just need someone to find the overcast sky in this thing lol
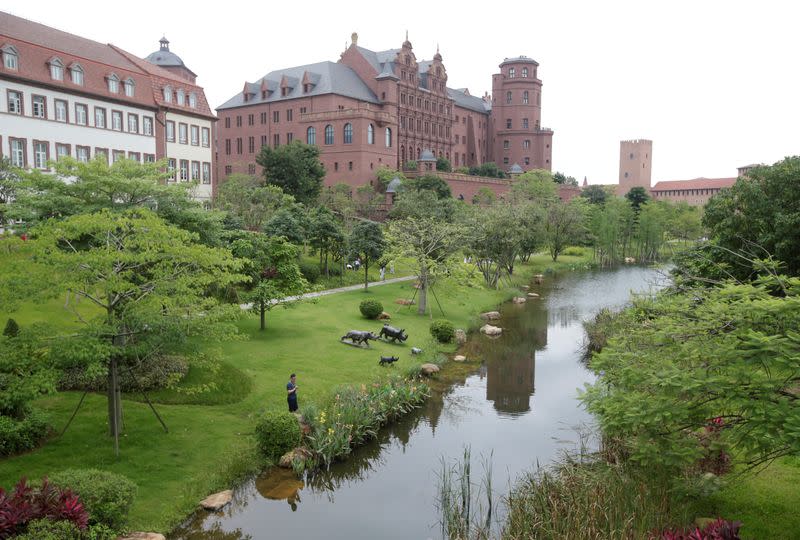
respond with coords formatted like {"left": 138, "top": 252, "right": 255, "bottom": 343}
{"left": 7, "top": 1, "right": 798, "bottom": 184}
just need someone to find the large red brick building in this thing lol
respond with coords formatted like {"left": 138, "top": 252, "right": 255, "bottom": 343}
{"left": 216, "top": 33, "right": 553, "bottom": 190}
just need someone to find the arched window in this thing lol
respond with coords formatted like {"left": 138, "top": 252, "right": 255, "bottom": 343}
{"left": 176, "top": 90, "right": 185, "bottom": 105}
{"left": 508, "top": 67, "right": 515, "bottom": 78}
{"left": 522, "top": 67, "right": 528, "bottom": 78}
{"left": 124, "top": 78, "right": 135, "bottom": 97}
{"left": 523, "top": 91, "right": 529, "bottom": 104}
{"left": 367, "top": 123, "right": 374, "bottom": 144}
{"left": 324, "top": 124, "right": 334, "bottom": 145}
{"left": 107, "top": 73, "right": 120, "bottom": 93}
{"left": 307, "top": 126, "right": 316, "bottom": 145}
{"left": 401, "top": 146, "right": 406, "bottom": 164}
{"left": 163, "top": 86, "right": 172, "bottom": 102}
{"left": 506, "top": 91, "right": 512, "bottom": 104}
{"left": 417, "top": 147, "right": 421, "bottom": 159}
{"left": 385, "top": 127, "right": 392, "bottom": 147}
{"left": 343, "top": 123, "right": 353, "bottom": 144}
{"left": 49, "top": 57, "right": 64, "bottom": 81}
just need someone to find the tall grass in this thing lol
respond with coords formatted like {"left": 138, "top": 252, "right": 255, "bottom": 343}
{"left": 437, "top": 446, "right": 495, "bottom": 540}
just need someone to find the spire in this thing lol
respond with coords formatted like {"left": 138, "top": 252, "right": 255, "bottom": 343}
{"left": 403, "top": 30, "right": 412, "bottom": 49}
{"left": 159, "top": 36, "right": 169, "bottom": 51}
{"left": 406, "top": 30, "right": 408, "bottom": 41}
{"left": 351, "top": 32, "right": 358, "bottom": 46}
{"left": 434, "top": 43, "right": 442, "bottom": 61}
{"left": 583, "top": 176, "right": 588, "bottom": 187}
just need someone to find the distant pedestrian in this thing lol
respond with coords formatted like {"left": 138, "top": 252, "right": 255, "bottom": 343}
{"left": 380, "top": 265, "right": 386, "bottom": 281}
{"left": 389, "top": 263, "right": 395, "bottom": 274}
{"left": 287, "top": 373, "right": 298, "bottom": 412}
{"left": 354, "top": 258, "right": 361, "bottom": 271}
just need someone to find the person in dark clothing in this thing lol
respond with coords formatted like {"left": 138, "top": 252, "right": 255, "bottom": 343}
{"left": 287, "top": 373, "right": 298, "bottom": 412}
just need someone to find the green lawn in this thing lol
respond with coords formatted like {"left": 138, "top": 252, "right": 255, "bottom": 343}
{"left": 0, "top": 251, "right": 588, "bottom": 533}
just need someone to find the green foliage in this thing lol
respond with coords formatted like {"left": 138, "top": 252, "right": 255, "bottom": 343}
{"left": 404, "top": 160, "right": 417, "bottom": 170}
{"left": 390, "top": 189, "right": 459, "bottom": 222}
{"left": 510, "top": 169, "right": 558, "bottom": 203}
{"left": 0, "top": 408, "right": 49, "bottom": 456}
{"left": 3, "top": 317, "right": 19, "bottom": 337}
{"left": 588, "top": 197, "right": 636, "bottom": 266}
{"left": 263, "top": 207, "right": 307, "bottom": 244}
{"left": 375, "top": 167, "right": 406, "bottom": 190}
{"left": 429, "top": 319, "right": 455, "bottom": 343}
{"left": 255, "top": 411, "right": 302, "bottom": 461}
{"left": 624, "top": 186, "right": 650, "bottom": 211}
{"left": 308, "top": 206, "right": 346, "bottom": 277}
{"left": 454, "top": 166, "right": 469, "bottom": 174}
{"left": 581, "top": 184, "right": 612, "bottom": 205}
{"left": 407, "top": 174, "right": 452, "bottom": 199}
{"left": 471, "top": 187, "right": 496, "bottom": 206}
{"left": 545, "top": 198, "right": 588, "bottom": 261}
{"left": 0, "top": 326, "right": 58, "bottom": 418}
{"left": 703, "top": 156, "right": 800, "bottom": 277}
{"left": 256, "top": 140, "right": 326, "bottom": 205}
{"left": 469, "top": 162, "right": 506, "bottom": 179}
{"left": 299, "top": 261, "right": 321, "bottom": 283}
{"left": 436, "top": 156, "right": 452, "bottom": 172}
{"left": 13, "top": 518, "right": 84, "bottom": 540}
{"left": 0, "top": 157, "right": 21, "bottom": 224}
{"left": 50, "top": 469, "right": 137, "bottom": 530}
{"left": 58, "top": 355, "right": 188, "bottom": 393}
{"left": 359, "top": 299, "right": 384, "bottom": 319}
{"left": 553, "top": 171, "right": 578, "bottom": 186}
{"left": 214, "top": 174, "right": 296, "bottom": 232}
{"left": 348, "top": 221, "right": 385, "bottom": 289}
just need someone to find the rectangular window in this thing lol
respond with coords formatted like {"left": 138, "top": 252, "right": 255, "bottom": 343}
{"left": 506, "top": 119, "right": 512, "bottom": 129}
{"left": 50, "top": 63, "right": 63, "bottom": 81}
{"left": 522, "top": 118, "right": 529, "bottom": 129}
{"left": 300, "top": 107, "right": 307, "bottom": 114}
{"left": 191, "top": 125, "right": 199, "bottom": 146}
{"left": 260, "top": 112, "right": 267, "bottom": 124}
{"left": 287, "top": 132, "right": 293, "bottom": 143}
{"left": 273, "top": 110, "right": 279, "bottom": 123}
{"left": 111, "top": 111, "right": 122, "bottom": 131}
{"left": 143, "top": 116, "right": 153, "bottom": 136}
{"left": 236, "top": 138, "right": 242, "bottom": 154}
{"left": 128, "top": 114, "right": 139, "bottom": 134}
{"left": 225, "top": 139, "right": 231, "bottom": 155}
{"left": 55, "top": 143, "right": 70, "bottom": 160}
{"left": 261, "top": 135, "right": 267, "bottom": 147}
{"left": 248, "top": 114, "right": 254, "bottom": 126}
{"left": 32, "top": 95, "right": 46, "bottom": 118}
{"left": 94, "top": 107, "right": 106, "bottom": 128}
{"left": 128, "top": 151, "right": 141, "bottom": 162}
{"left": 178, "top": 123, "right": 188, "bottom": 144}
{"left": 201, "top": 127, "right": 210, "bottom": 147}
{"left": 503, "top": 140, "right": 510, "bottom": 149}
{"left": 76, "top": 145, "right": 90, "bottom": 163}
{"left": 95, "top": 148, "right": 108, "bottom": 164}
{"left": 144, "top": 153, "right": 155, "bottom": 163}
{"left": 7, "top": 90, "right": 22, "bottom": 114}
{"left": 55, "top": 99, "right": 68, "bottom": 122}
{"left": 166, "top": 121, "right": 175, "bottom": 142}
{"left": 112, "top": 150, "right": 125, "bottom": 163}
{"left": 273, "top": 133, "right": 280, "bottom": 148}
{"left": 348, "top": 161, "right": 353, "bottom": 171}
{"left": 503, "top": 157, "right": 509, "bottom": 165}
{"left": 202, "top": 162, "right": 211, "bottom": 184}
{"left": 225, "top": 117, "right": 230, "bottom": 128}
{"left": 248, "top": 164, "right": 256, "bottom": 175}
{"left": 249, "top": 136, "right": 255, "bottom": 153}
{"left": 225, "top": 165, "right": 232, "bottom": 175}
{"left": 236, "top": 115, "right": 242, "bottom": 127}
{"left": 191, "top": 160, "right": 200, "bottom": 181}
{"left": 286, "top": 109, "right": 293, "bottom": 122}
{"left": 179, "top": 159, "right": 189, "bottom": 181}
{"left": 9, "top": 138, "right": 26, "bottom": 167}
{"left": 167, "top": 158, "right": 176, "bottom": 181}
{"left": 4, "top": 51, "right": 18, "bottom": 70}
{"left": 334, "top": 162, "right": 338, "bottom": 172}
{"left": 71, "top": 68, "right": 83, "bottom": 85}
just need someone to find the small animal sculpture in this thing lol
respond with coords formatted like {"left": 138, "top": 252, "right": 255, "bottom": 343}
{"left": 379, "top": 355, "right": 399, "bottom": 366}
{"left": 379, "top": 324, "right": 408, "bottom": 343}
{"left": 411, "top": 347, "right": 423, "bottom": 355}
{"left": 341, "top": 330, "right": 379, "bottom": 347}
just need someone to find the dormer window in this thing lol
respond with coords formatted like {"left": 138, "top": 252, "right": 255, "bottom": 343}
{"left": 188, "top": 92, "right": 197, "bottom": 108}
{"left": 124, "top": 78, "right": 135, "bottom": 97}
{"left": 49, "top": 57, "right": 64, "bottom": 81}
{"left": 70, "top": 63, "right": 83, "bottom": 85}
{"left": 107, "top": 73, "right": 119, "bottom": 93}
{"left": 2, "top": 45, "right": 18, "bottom": 70}
{"left": 163, "top": 86, "right": 172, "bottom": 102}
{"left": 176, "top": 90, "right": 185, "bottom": 105}
{"left": 281, "top": 87, "right": 289, "bottom": 97}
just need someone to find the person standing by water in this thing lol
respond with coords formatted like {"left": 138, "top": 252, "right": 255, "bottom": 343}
{"left": 287, "top": 373, "right": 298, "bottom": 412}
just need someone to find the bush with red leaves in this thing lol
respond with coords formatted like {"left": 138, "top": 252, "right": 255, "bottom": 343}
{"left": 659, "top": 518, "right": 742, "bottom": 540}
{"left": 0, "top": 477, "right": 88, "bottom": 538}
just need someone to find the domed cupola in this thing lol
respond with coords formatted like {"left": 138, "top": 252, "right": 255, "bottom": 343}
{"left": 145, "top": 37, "right": 197, "bottom": 83}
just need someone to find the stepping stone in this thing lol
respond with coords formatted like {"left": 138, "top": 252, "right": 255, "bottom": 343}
{"left": 480, "top": 311, "right": 501, "bottom": 321}
{"left": 200, "top": 490, "right": 233, "bottom": 511}
{"left": 480, "top": 324, "right": 503, "bottom": 336}
{"left": 527, "top": 292, "right": 540, "bottom": 298}
{"left": 420, "top": 363, "right": 440, "bottom": 375}
{"left": 453, "top": 355, "right": 466, "bottom": 362}
{"left": 455, "top": 329, "right": 467, "bottom": 345}
{"left": 119, "top": 534, "right": 166, "bottom": 540}
{"left": 512, "top": 297, "right": 527, "bottom": 304}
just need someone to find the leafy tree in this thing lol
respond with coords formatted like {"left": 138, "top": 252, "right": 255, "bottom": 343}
{"left": 634, "top": 201, "right": 668, "bottom": 262}
{"left": 624, "top": 186, "right": 650, "bottom": 212}
{"left": 667, "top": 202, "right": 703, "bottom": 243}
{"left": 471, "top": 187, "right": 496, "bottom": 206}
{"left": 8, "top": 157, "right": 225, "bottom": 245}
{"left": 348, "top": 221, "right": 384, "bottom": 289}
{"left": 355, "top": 185, "right": 384, "bottom": 220}
{"left": 509, "top": 169, "right": 558, "bottom": 203}
{"left": 374, "top": 167, "right": 406, "bottom": 191}
{"left": 469, "top": 162, "right": 505, "bottom": 179}
{"left": 589, "top": 197, "right": 635, "bottom": 265}
{"left": 465, "top": 203, "right": 529, "bottom": 287}
{"left": 407, "top": 174, "right": 452, "bottom": 199}
{"left": 553, "top": 171, "right": 578, "bottom": 186}
{"left": 544, "top": 198, "right": 588, "bottom": 261}
{"left": 263, "top": 208, "right": 307, "bottom": 245}
{"left": 0, "top": 157, "right": 21, "bottom": 225}
{"left": 703, "top": 157, "right": 800, "bottom": 277}
{"left": 214, "top": 174, "right": 296, "bottom": 231}
{"left": 319, "top": 183, "right": 358, "bottom": 229}
{"left": 0, "top": 325, "right": 58, "bottom": 419}
{"left": 436, "top": 156, "right": 452, "bottom": 172}
{"left": 31, "top": 208, "right": 246, "bottom": 453}
{"left": 580, "top": 184, "right": 611, "bottom": 205}
{"left": 390, "top": 188, "right": 459, "bottom": 222}
{"left": 308, "top": 207, "right": 345, "bottom": 277}
{"left": 256, "top": 140, "right": 326, "bottom": 205}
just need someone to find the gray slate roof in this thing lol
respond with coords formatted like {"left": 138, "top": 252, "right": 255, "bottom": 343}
{"left": 447, "top": 87, "right": 491, "bottom": 114}
{"left": 356, "top": 46, "right": 400, "bottom": 73}
{"left": 500, "top": 56, "right": 539, "bottom": 66}
{"left": 419, "top": 149, "right": 436, "bottom": 162}
{"left": 386, "top": 177, "right": 403, "bottom": 193}
{"left": 509, "top": 163, "right": 524, "bottom": 174}
{"left": 217, "top": 61, "right": 380, "bottom": 110}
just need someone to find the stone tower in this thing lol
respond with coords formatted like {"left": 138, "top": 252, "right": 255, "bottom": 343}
{"left": 618, "top": 139, "right": 652, "bottom": 192}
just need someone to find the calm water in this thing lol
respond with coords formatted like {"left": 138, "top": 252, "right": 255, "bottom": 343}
{"left": 173, "top": 266, "right": 669, "bottom": 540}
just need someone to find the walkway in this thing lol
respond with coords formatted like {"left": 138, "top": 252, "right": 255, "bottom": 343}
{"left": 239, "top": 275, "right": 417, "bottom": 310}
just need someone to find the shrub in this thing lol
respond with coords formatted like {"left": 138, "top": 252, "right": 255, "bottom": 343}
{"left": 430, "top": 319, "right": 455, "bottom": 343}
{"left": 404, "top": 160, "right": 417, "bottom": 170}
{"left": 14, "top": 518, "right": 82, "bottom": 540}
{"left": 454, "top": 166, "right": 470, "bottom": 174}
{"left": 0, "top": 477, "right": 89, "bottom": 537}
{"left": 359, "top": 299, "right": 384, "bottom": 319}
{"left": 3, "top": 318, "right": 19, "bottom": 338}
{"left": 660, "top": 518, "right": 742, "bottom": 539}
{"left": 255, "top": 411, "right": 301, "bottom": 462}
{"left": 299, "top": 261, "right": 321, "bottom": 283}
{"left": 59, "top": 355, "right": 188, "bottom": 393}
{"left": 562, "top": 246, "right": 586, "bottom": 256}
{"left": 49, "top": 469, "right": 137, "bottom": 530}
{"left": 0, "top": 409, "right": 49, "bottom": 457}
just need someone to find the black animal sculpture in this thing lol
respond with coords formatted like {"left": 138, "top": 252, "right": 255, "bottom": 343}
{"left": 379, "top": 324, "right": 408, "bottom": 343}
{"left": 341, "top": 330, "right": 379, "bottom": 347}
{"left": 379, "top": 356, "right": 399, "bottom": 366}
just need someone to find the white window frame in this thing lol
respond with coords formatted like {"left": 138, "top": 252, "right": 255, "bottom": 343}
{"left": 202, "top": 162, "right": 211, "bottom": 184}
{"left": 111, "top": 111, "right": 122, "bottom": 131}
{"left": 128, "top": 114, "right": 139, "bottom": 134}
{"left": 70, "top": 64, "right": 84, "bottom": 85}
{"left": 163, "top": 86, "right": 172, "bottom": 103}
{"left": 76, "top": 146, "right": 89, "bottom": 163}
{"left": 33, "top": 141, "right": 48, "bottom": 169}
{"left": 201, "top": 127, "right": 210, "bottom": 147}
{"left": 143, "top": 116, "right": 153, "bottom": 136}
{"left": 7, "top": 90, "right": 22, "bottom": 114}
{"left": 32, "top": 95, "right": 46, "bottom": 118}
{"left": 95, "top": 107, "right": 106, "bottom": 128}
{"left": 176, "top": 90, "right": 185, "bottom": 106}
{"left": 2, "top": 45, "right": 18, "bottom": 70}
{"left": 191, "top": 161, "right": 200, "bottom": 181}
{"left": 188, "top": 93, "right": 197, "bottom": 108}
{"left": 75, "top": 104, "right": 88, "bottom": 125}
{"left": 107, "top": 74, "right": 119, "bottom": 93}
{"left": 55, "top": 99, "right": 67, "bottom": 122}
{"left": 49, "top": 57, "right": 64, "bottom": 81}
{"left": 179, "top": 159, "right": 189, "bottom": 181}
{"left": 124, "top": 78, "right": 135, "bottom": 97}
{"left": 190, "top": 125, "right": 199, "bottom": 146}
{"left": 10, "top": 139, "right": 25, "bottom": 167}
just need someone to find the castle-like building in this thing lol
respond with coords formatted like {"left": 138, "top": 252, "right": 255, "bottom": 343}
{"left": 216, "top": 33, "right": 553, "bottom": 188}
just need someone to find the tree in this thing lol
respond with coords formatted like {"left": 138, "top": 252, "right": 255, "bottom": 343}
{"left": 465, "top": 203, "right": 528, "bottom": 288}
{"left": 589, "top": 197, "right": 635, "bottom": 265}
{"left": 667, "top": 202, "right": 703, "bottom": 243}
{"left": 386, "top": 217, "right": 465, "bottom": 316}
{"left": 0, "top": 157, "right": 21, "bottom": 226}
{"left": 348, "top": 221, "right": 384, "bottom": 289}
{"left": 256, "top": 140, "right": 326, "bottom": 205}
{"left": 436, "top": 156, "right": 452, "bottom": 172}
{"left": 509, "top": 169, "right": 558, "bottom": 203}
{"left": 544, "top": 198, "right": 587, "bottom": 261}
{"left": 8, "top": 157, "right": 225, "bottom": 245}
{"left": 581, "top": 184, "right": 611, "bottom": 205}
{"left": 214, "top": 174, "right": 296, "bottom": 231}
{"left": 407, "top": 174, "right": 452, "bottom": 199}
{"left": 390, "top": 188, "right": 459, "bottom": 222}
{"left": 230, "top": 234, "right": 307, "bottom": 330}
{"left": 374, "top": 167, "right": 406, "bottom": 191}
{"left": 308, "top": 207, "right": 345, "bottom": 277}
{"left": 553, "top": 171, "right": 578, "bottom": 186}
{"left": 355, "top": 185, "right": 384, "bottom": 220}
{"left": 319, "top": 183, "right": 358, "bottom": 229}
{"left": 263, "top": 208, "right": 307, "bottom": 245}
{"left": 471, "top": 187, "right": 496, "bottom": 206}
{"left": 624, "top": 186, "right": 650, "bottom": 212}
{"left": 32, "top": 209, "right": 246, "bottom": 454}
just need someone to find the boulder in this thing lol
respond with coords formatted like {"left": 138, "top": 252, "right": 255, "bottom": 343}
{"left": 420, "top": 363, "right": 440, "bottom": 375}
{"left": 480, "top": 324, "right": 503, "bottom": 336}
{"left": 512, "top": 297, "right": 527, "bottom": 304}
{"left": 534, "top": 274, "right": 544, "bottom": 284}
{"left": 453, "top": 355, "right": 467, "bottom": 362}
{"left": 455, "top": 329, "right": 467, "bottom": 345}
{"left": 527, "top": 292, "right": 540, "bottom": 298}
{"left": 279, "top": 447, "right": 312, "bottom": 468}
{"left": 200, "top": 490, "right": 233, "bottom": 511}
{"left": 395, "top": 298, "right": 415, "bottom": 305}
{"left": 624, "top": 257, "right": 636, "bottom": 264}
{"left": 521, "top": 285, "right": 530, "bottom": 290}
{"left": 480, "top": 311, "right": 501, "bottom": 321}
{"left": 119, "top": 534, "right": 166, "bottom": 540}
{"left": 377, "top": 311, "right": 391, "bottom": 320}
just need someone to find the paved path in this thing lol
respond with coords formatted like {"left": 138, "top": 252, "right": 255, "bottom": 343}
{"left": 239, "top": 275, "right": 417, "bottom": 310}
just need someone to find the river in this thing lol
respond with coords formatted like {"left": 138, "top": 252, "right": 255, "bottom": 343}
{"left": 173, "top": 265, "right": 670, "bottom": 540}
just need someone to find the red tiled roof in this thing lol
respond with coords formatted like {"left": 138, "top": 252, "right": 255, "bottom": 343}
{"left": 651, "top": 177, "right": 737, "bottom": 191}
